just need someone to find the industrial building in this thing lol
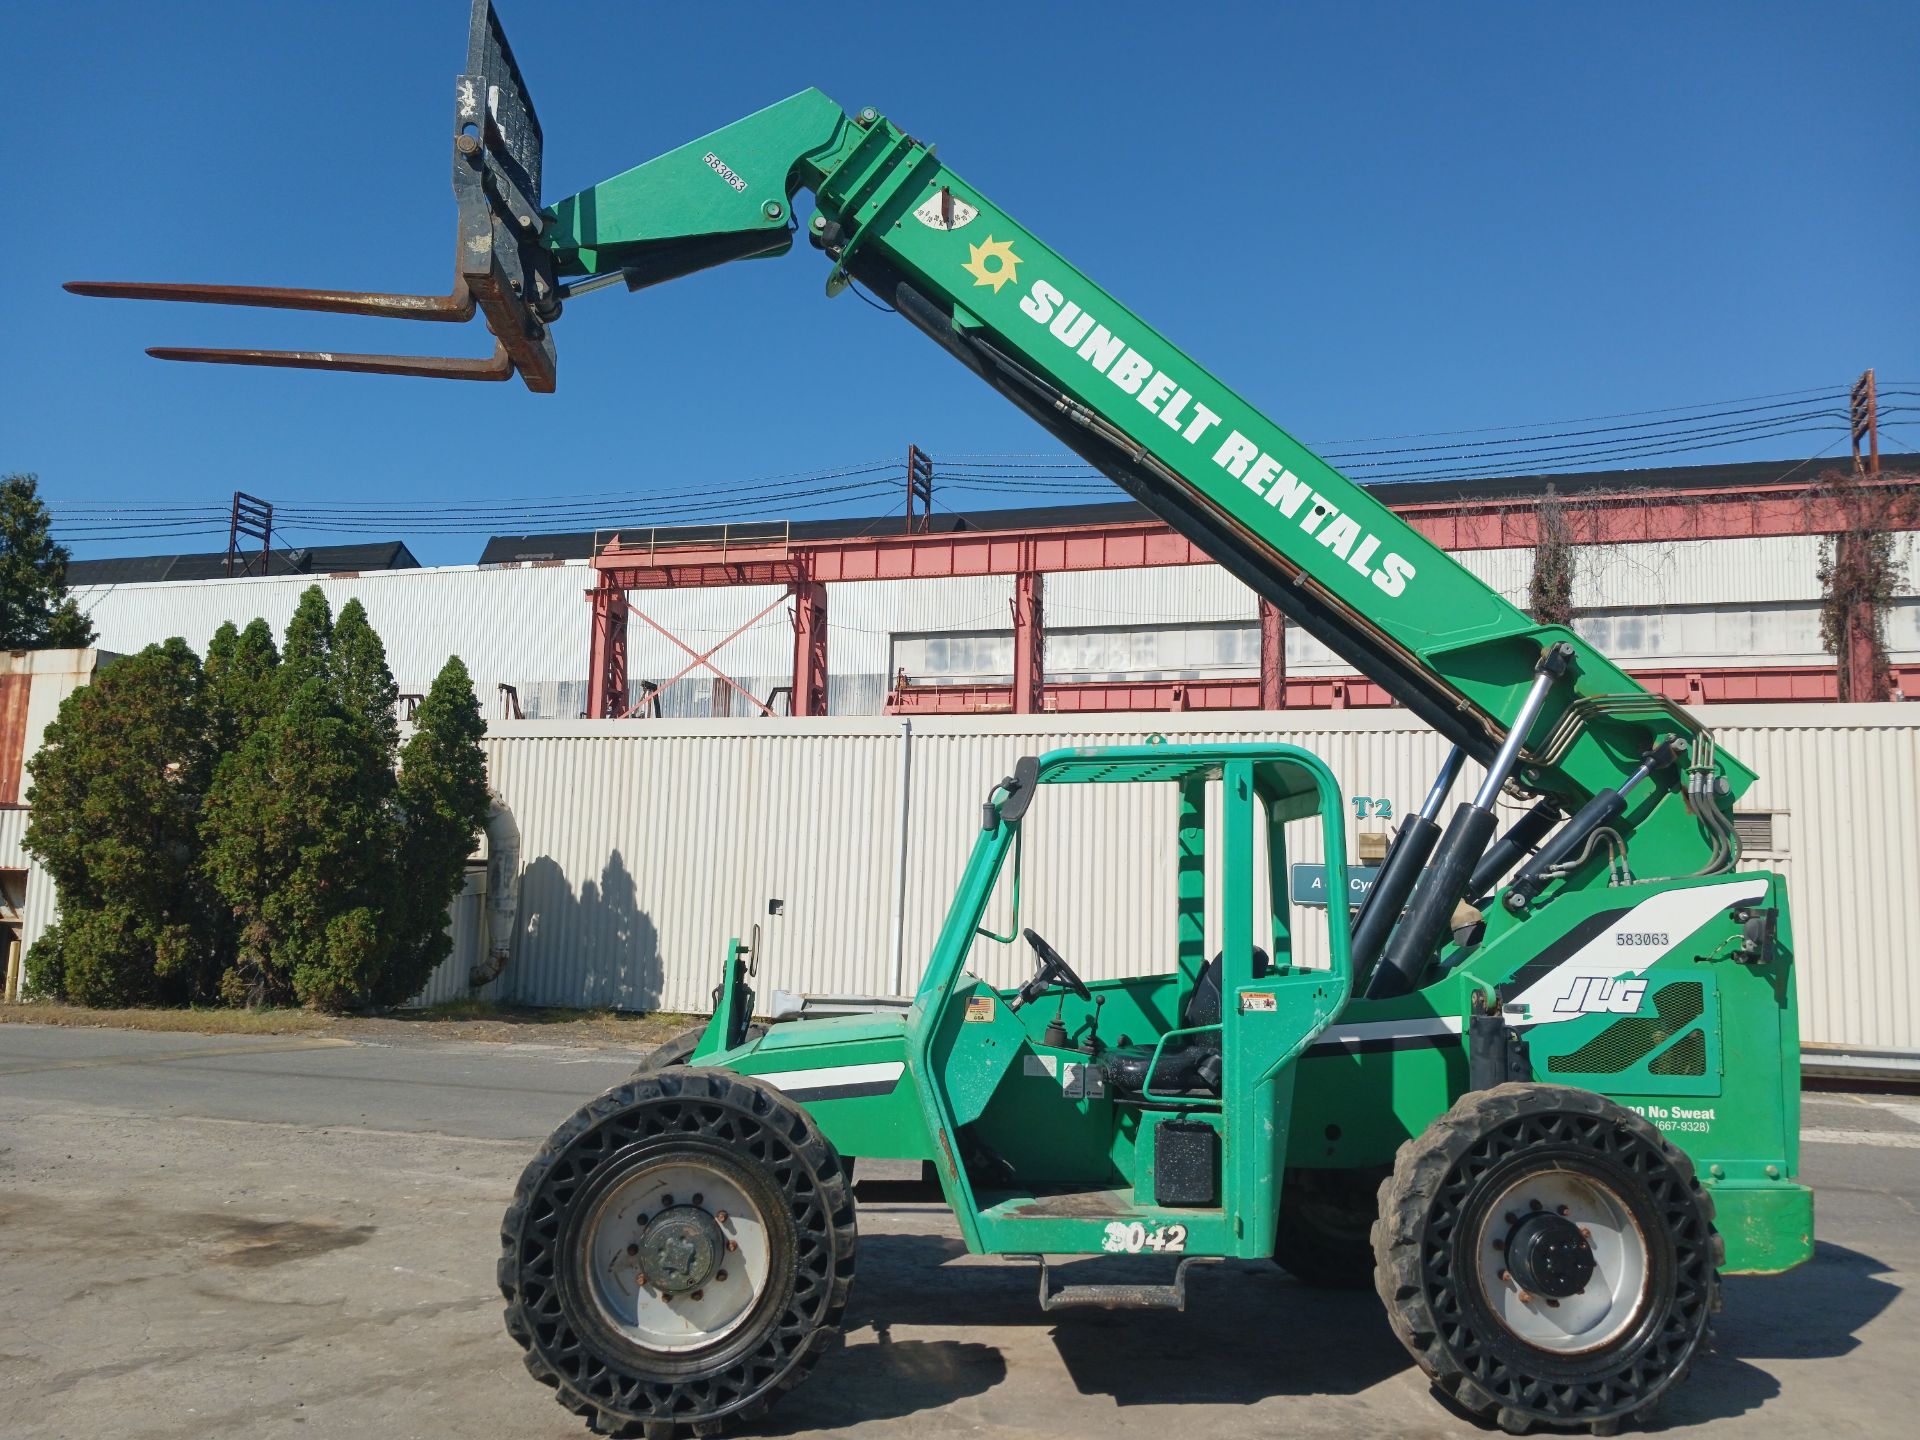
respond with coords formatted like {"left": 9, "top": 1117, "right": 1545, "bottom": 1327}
{"left": 63, "top": 454, "right": 1920, "bottom": 720}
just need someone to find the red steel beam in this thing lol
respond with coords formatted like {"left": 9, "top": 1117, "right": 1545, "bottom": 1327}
{"left": 594, "top": 477, "right": 1920, "bottom": 591}
{"left": 1012, "top": 571, "right": 1044, "bottom": 715}
{"left": 585, "top": 586, "right": 630, "bottom": 719}
{"left": 1258, "top": 600, "right": 1286, "bottom": 710}
{"left": 881, "top": 664, "right": 1920, "bottom": 716}
{"left": 790, "top": 581, "right": 829, "bottom": 717}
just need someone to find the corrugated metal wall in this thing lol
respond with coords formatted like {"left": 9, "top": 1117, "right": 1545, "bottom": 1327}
{"left": 1709, "top": 710, "right": 1920, "bottom": 1051}
{"left": 0, "top": 807, "right": 28, "bottom": 871}
{"left": 473, "top": 706, "right": 1920, "bottom": 1052}
{"left": 408, "top": 871, "right": 489, "bottom": 1009}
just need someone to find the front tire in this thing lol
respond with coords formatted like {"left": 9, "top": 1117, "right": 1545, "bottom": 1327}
{"left": 635, "top": 1024, "right": 766, "bottom": 1076}
{"left": 1373, "top": 1083, "right": 1719, "bottom": 1435}
{"left": 500, "top": 1069, "right": 856, "bottom": 1438}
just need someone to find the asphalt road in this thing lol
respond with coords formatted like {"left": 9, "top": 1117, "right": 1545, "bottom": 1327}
{"left": 1, "top": 1023, "right": 1914, "bottom": 1440}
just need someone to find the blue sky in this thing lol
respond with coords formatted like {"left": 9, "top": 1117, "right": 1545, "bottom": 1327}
{"left": 8, "top": 1, "right": 1917, "bottom": 566}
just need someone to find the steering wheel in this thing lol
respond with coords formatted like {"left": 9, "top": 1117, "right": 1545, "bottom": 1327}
{"left": 1009, "top": 927, "right": 1092, "bottom": 1011}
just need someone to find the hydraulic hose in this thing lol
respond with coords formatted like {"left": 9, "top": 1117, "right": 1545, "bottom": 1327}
{"left": 1502, "top": 741, "right": 1676, "bottom": 912}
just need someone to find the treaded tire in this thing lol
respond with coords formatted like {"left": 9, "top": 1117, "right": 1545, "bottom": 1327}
{"left": 1372, "top": 1082, "right": 1720, "bottom": 1436}
{"left": 635, "top": 1024, "right": 767, "bottom": 1076}
{"left": 1272, "top": 1165, "right": 1388, "bottom": 1289}
{"left": 500, "top": 1068, "right": 856, "bottom": 1438}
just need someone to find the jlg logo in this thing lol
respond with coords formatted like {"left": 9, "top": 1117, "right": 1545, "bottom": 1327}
{"left": 1552, "top": 977, "right": 1650, "bottom": 1015}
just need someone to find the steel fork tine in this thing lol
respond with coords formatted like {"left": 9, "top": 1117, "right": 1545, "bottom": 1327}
{"left": 143, "top": 341, "right": 514, "bottom": 383}
{"left": 63, "top": 279, "right": 475, "bottom": 323}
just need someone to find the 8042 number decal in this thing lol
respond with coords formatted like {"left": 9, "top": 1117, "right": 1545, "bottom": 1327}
{"left": 1102, "top": 1221, "right": 1187, "bottom": 1254}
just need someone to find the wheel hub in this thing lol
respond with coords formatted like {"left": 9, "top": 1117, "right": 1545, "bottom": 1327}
{"left": 637, "top": 1205, "right": 726, "bottom": 1294}
{"left": 1505, "top": 1211, "right": 1596, "bottom": 1299}
{"left": 1472, "top": 1168, "right": 1651, "bottom": 1355}
{"left": 580, "top": 1157, "right": 772, "bottom": 1352}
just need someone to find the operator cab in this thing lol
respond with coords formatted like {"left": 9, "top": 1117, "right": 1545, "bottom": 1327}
{"left": 917, "top": 743, "right": 1353, "bottom": 1240}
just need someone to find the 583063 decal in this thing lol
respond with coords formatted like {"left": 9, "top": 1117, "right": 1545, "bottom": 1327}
{"left": 1102, "top": 1221, "right": 1187, "bottom": 1254}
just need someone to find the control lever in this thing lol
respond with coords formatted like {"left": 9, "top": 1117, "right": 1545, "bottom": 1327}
{"left": 1083, "top": 995, "right": 1106, "bottom": 1054}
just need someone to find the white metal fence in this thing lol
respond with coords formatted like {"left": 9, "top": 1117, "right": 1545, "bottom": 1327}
{"left": 9, "top": 703, "right": 1913, "bottom": 1050}
{"left": 465, "top": 705, "right": 1920, "bottom": 1052}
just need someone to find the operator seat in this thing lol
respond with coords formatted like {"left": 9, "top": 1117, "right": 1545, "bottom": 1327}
{"left": 1101, "top": 950, "right": 1265, "bottom": 1098}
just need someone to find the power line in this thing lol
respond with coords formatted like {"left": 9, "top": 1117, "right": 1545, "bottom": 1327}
{"left": 50, "top": 380, "right": 1918, "bottom": 550}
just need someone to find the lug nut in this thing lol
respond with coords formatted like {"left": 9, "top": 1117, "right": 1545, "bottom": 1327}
{"left": 1518, "top": 1289, "right": 1534, "bottom": 1303}
{"left": 726, "top": 1240, "right": 738, "bottom": 1252}
{"left": 692, "top": 1194, "right": 704, "bottom": 1206}
{"left": 716, "top": 1270, "right": 728, "bottom": 1282}
{"left": 691, "top": 1289, "right": 704, "bottom": 1301}
{"left": 626, "top": 1243, "right": 639, "bottom": 1256}
{"left": 715, "top": 1211, "right": 729, "bottom": 1224}
{"left": 1545, "top": 1298, "right": 1560, "bottom": 1309}
{"left": 1580, "top": 1227, "right": 1593, "bottom": 1240}
{"left": 661, "top": 1195, "right": 673, "bottom": 1206}
{"left": 636, "top": 1274, "right": 648, "bottom": 1286}
{"left": 1557, "top": 1205, "right": 1570, "bottom": 1216}
{"left": 1529, "top": 1198, "right": 1544, "bottom": 1211}
{"left": 1491, "top": 1239, "right": 1506, "bottom": 1252}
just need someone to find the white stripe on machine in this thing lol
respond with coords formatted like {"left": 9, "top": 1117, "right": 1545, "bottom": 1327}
{"left": 755, "top": 1060, "right": 906, "bottom": 1099}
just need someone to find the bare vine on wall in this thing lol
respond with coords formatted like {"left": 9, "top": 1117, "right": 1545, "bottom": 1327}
{"left": 1528, "top": 484, "right": 1577, "bottom": 626}
{"left": 1812, "top": 467, "right": 1919, "bottom": 701}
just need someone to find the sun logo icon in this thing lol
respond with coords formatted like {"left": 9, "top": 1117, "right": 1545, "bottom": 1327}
{"left": 962, "top": 235, "right": 1022, "bottom": 293}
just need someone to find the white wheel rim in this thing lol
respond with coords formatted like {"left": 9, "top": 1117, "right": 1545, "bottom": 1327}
{"left": 582, "top": 1159, "right": 772, "bottom": 1353}
{"left": 1472, "top": 1168, "right": 1650, "bottom": 1355}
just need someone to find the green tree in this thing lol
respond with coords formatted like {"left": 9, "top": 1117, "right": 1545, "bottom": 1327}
{"left": 26, "top": 582, "right": 490, "bottom": 1013}
{"left": 203, "top": 617, "right": 282, "bottom": 756}
{"left": 280, "top": 585, "right": 333, "bottom": 690}
{"left": 22, "top": 639, "right": 213, "bottom": 1004}
{"left": 201, "top": 673, "right": 401, "bottom": 1008}
{"left": 377, "top": 657, "right": 492, "bottom": 1006}
{"left": 332, "top": 599, "right": 400, "bottom": 758}
{"left": 1, "top": 473, "right": 95, "bottom": 648}
{"left": 200, "top": 586, "right": 418, "bottom": 1010}
{"left": 200, "top": 618, "right": 283, "bottom": 980}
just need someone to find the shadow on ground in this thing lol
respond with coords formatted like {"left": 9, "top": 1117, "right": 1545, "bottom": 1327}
{"left": 1648, "top": 1241, "right": 1904, "bottom": 1429}
{"left": 800, "top": 1224, "right": 1902, "bottom": 1430}
{"left": 824, "top": 1230, "right": 1408, "bottom": 1407}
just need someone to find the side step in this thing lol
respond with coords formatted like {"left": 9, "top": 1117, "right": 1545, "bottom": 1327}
{"left": 1029, "top": 1255, "right": 1212, "bottom": 1312}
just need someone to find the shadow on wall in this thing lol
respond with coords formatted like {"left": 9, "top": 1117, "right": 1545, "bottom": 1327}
{"left": 513, "top": 849, "right": 663, "bottom": 1012}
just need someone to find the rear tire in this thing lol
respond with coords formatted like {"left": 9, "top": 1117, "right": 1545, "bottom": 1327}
{"left": 1272, "top": 1166, "right": 1386, "bottom": 1289}
{"left": 1373, "top": 1083, "right": 1719, "bottom": 1435}
{"left": 500, "top": 1068, "right": 856, "bottom": 1438}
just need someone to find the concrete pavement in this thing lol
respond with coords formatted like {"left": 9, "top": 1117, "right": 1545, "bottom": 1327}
{"left": 1, "top": 1023, "right": 1914, "bottom": 1439}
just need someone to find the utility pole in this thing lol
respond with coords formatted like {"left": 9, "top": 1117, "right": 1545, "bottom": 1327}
{"left": 224, "top": 491, "right": 273, "bottom": 577}
{"left": 905, "top": 444, "right": 934, "bottom": 534}
{"left": 1850, "top": 369, "right": 1879, "bottom": 476}
{"left": 1840, "top": 370, "right": 1881, "bottom": 700}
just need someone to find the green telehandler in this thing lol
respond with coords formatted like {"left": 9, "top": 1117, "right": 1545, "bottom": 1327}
{"left": 71, "top": 5, "right": 1812, "bottom": 1435}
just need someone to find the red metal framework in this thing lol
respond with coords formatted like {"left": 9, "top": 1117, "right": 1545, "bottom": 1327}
{"left": 582, "top": 475, "right": 1920, "bottom": 720}
{"left": 882, "top": 664, "right": 1919, "bottom": 715}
